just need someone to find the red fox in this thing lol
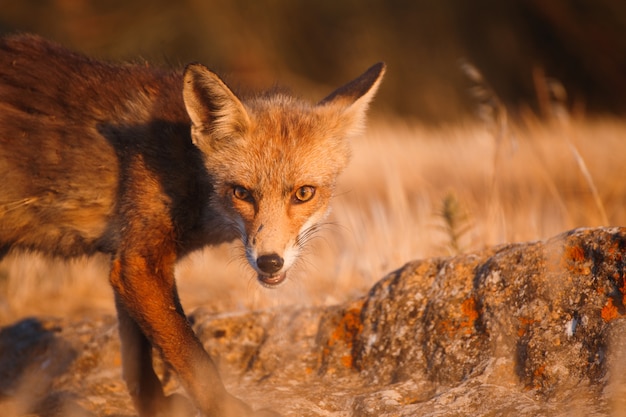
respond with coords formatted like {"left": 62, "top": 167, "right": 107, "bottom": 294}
{"left": 0, "top": 34, "right": 385, "bottom": 416}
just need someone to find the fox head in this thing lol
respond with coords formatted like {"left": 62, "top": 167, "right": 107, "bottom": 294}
{"left": 182, "top": 62, "right": 385, "bottom": 287}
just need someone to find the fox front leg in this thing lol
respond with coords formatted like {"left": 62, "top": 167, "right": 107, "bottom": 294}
{"left": 110, "top": 249, "right": 278, "bottom": 417}
{"left": 114, "top": 293, "right": 199, "bottom": 417}
{"left": 114, "top": 293, "right": 166, "bottom": 415}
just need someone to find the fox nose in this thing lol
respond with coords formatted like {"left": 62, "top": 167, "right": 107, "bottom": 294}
{"left": 256, "top": 253, "right": 284, "bottom": 275}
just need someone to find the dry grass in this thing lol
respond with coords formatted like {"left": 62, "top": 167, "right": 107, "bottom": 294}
{"left": 1, "top": 116, "right": 625, "bottom": 323}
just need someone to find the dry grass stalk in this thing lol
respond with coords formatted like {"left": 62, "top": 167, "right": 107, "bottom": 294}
{"left": 532, "top": 66, "right": 609, "bottom": 226}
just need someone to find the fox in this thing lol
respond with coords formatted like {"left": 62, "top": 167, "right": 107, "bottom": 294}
{"left": 0, "top": 34, "right": 384, "bottom": 417}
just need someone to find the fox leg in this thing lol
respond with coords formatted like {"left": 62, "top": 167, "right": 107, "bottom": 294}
{"left": 114, "top": 294, "right": 171, "bottom": 416}
{"left": 110, "top": 243, "right": 259, "bottom": 417}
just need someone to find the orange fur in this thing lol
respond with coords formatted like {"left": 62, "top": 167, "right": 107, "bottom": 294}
{"left": 0, "top": 34, "right": 385, "bottom": 416}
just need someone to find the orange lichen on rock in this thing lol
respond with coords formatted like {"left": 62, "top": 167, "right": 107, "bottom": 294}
{"left": 340, "top": 355, "right": 354, "bottom": 368}
{"left": 435, "top": 297, "right": 481, "bottom": 336}
{"left": 561, "top": 244, "right": 591, "bottom": 275}
{"left": 437, "top": 320, "right": 455, "bottom": 336}
{"left": 601, "top": 298, "right": 620, "bottom": 322}
{"left": 607, "top": 240, "right": 624, "bottom": 262}
{"left": 326, "top": 304, "right": 364, "bottom": 368}
{"left": 603, "top": 240, "right": 626, "bottom": 304}
{"left": 534, "top": 364, "right": 546, "bottom": 378}
{"left": 517, "top": 317, "right": 539, "bottom": 337}
{"left": 460, "top": 297, "right": 479, "bottom": 334}
{"left": 566, "top": 245, "right": 586, "bottom": 263}
{"left": 532, "top": 364, "right": 547, "bottom": 389}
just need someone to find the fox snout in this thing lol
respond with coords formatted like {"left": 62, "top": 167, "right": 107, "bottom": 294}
{"left": 256, "top": 253, "right": 284, "bottom": 274}
{"left": 255, "top": 253, "right": 287, "bottom": 286}
{"left": 238, "top": 200, "right": 326, "bottom": 288}
{"left": 245, "top": 228, "right": 300, "bottom": 287}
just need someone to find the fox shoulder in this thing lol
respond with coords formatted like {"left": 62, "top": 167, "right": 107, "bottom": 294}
{"left": 182, "top": 62, "right": 385, "bottom": 148}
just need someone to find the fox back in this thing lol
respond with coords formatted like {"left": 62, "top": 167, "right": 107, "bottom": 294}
{"left": 0, "top": 34, "right": 385, "bottom": 416}
{"left": 0, "top": 35, "right": 202, "bottom": 258}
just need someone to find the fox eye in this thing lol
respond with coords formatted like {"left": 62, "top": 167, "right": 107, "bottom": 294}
{"left": 293, "top": 185, "right": 315, "bottom": 203}
{"left": 233, "top": 185, "right": 252, "bottom": 202}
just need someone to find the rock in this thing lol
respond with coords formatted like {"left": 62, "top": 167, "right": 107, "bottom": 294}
{"left": 0, "top": 227, "right": 624, "bottom": 416}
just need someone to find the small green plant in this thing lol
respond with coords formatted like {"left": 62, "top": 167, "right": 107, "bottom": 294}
{"left": 438, "top": 192, "right": 472, "bottom": 255}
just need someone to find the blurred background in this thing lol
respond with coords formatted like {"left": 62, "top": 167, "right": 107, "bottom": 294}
{"left": 1, "top": 0, "right": 626, "bottom": 124}
{"left": 1, "top": 1, "right": 625, "bottom": 320}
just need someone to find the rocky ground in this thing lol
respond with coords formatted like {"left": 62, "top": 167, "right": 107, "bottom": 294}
{"left": 0, "top": 227, "right": 624, "bottom": 417}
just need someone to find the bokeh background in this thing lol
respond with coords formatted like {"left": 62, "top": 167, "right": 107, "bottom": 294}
{"left": 1, "top": 1, "right": 625, "bottom": 321}
{"left": 2, "top": 0, "right": 626, "bottom": 123}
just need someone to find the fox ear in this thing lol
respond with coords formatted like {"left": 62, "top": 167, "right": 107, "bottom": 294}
{"left": 318, "top": 62, "right": 386, "bottom": 132}
{"left": 183, "top": 63, "right": 250, "bottom": 147}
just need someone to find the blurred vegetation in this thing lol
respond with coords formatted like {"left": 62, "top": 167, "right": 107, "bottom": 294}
{"left": 0, "top": 0, "right": 625, "bottom": 124}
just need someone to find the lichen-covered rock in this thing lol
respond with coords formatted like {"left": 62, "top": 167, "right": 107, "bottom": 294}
{"left": 0, "top": 227, "right": 624, "bottom": 416}
{"left": 355, "top": 227, "right": 625, "bottom": 391}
